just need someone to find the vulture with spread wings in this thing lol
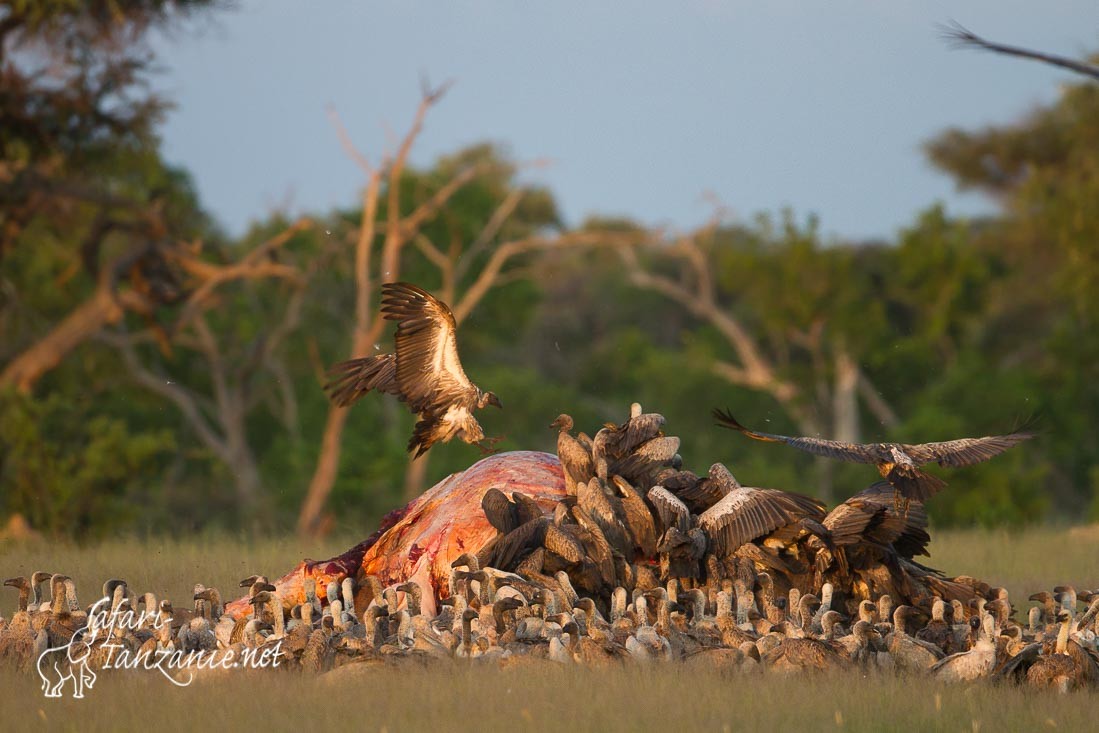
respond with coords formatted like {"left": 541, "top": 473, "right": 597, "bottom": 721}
{"left": 325, "top": 282, "right": 501, "bottom": 457}
{"left": 697, "top": 480, "right": 825, "bottom": 556}
{"left": 713, "top": 408, "right": 1034, "bottom": 505}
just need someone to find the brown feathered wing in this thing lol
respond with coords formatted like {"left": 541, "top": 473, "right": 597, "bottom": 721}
{"left": 699, "top": 485, "right": 825, "bottom": 556}
{"left": 324, "top": 353, "right": 401, "bottom": 406}
{"left": 899, "top": 433, "right": 1035, "bottom": 468}
{"left": 713, "top": 408, "right": 882, "bottom": 464}
{"left": 381, "top": 282, "right": 478, "bottom": 415}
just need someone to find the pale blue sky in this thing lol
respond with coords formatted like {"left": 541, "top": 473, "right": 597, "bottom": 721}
{"left": 152, "top": 1, "right": 1099, "bottom": 240}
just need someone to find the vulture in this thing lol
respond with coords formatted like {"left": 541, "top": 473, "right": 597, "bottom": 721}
{"left": 697, "top": 479, "right": 826, "bottom": 557}
{"left": 823, "top": 482, "right": 930, "bottom": 560}
{"left": 592, "top": 404, "right": 665, "bottom": 463}
{"left": 712, "top": 408, "right": 1033, "bottom": 506}
{"left": 481, "top": 488, "right": 545, "bottom": 535}
{"left": 551, "top": 414, "right": 595, "bottom": 495}
{"left": 325, "top": 282, "right": 502, "bottom": 457}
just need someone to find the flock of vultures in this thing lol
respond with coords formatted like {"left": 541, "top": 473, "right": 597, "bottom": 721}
{"left": 3, "top": 283, "right": 1097, "bottom": 692}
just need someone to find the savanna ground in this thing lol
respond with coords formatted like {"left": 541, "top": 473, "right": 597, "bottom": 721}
{"left": 1, "top": 526, "right": 1097, "bottom": 732}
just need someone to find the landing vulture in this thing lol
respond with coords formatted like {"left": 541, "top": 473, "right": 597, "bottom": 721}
{"left": 325, "top": 282, "right": 501, "bottom": 457}
{"left": 712, "top": 408, "right": 1033, "bottom": 504}
{"left": 823, "top": 482, "right": 930, "bottom": 559}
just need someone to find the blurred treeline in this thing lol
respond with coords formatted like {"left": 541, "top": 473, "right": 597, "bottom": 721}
{"left": 2, "top": 2, "right": 1097, "bottom": 537}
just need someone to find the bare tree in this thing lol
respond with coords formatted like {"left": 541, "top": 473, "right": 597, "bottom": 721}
{"left": 1, "top": 215, "right": 310, "bottom": 390}
{"left": 296, "top": 88, "right": 654, "bottom": 535}
{"left": 395, "top": 228, "right": 654, "bottom": 501}
{"left": 941, "top": 22, "right": 1099, "bottom": 80}
{"left": 297, "top": 84, "right": 458, "bottom": 537}
{"left": 95, "top": 219, "right": 315, "bottom": 515}
{"left": 616, "top": 226, "right": 897, "bottom": 501}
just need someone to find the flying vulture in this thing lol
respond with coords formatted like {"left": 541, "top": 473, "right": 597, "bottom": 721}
{"left": 325, "top": 282, "right": 501, "bottom": 457}
{"left": 713, "top": 408, "right": 1033, "bottom": 505}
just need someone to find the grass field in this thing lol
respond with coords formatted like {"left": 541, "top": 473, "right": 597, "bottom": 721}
{"left": 2, "top": 526, "right": 1098, "bottom": 732}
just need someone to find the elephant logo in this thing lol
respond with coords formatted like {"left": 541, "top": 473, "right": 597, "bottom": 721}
{"left": 37, "top": 629, "right": 97, "bottom": 699}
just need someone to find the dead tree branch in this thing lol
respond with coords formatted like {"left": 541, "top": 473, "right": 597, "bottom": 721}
{"left": 941, "top": 21, "right": 1099, "bottom": 80}
{"left": 857, "top": 370, "right": 900, "bottom": 429}
{"left": 454, "top": 188, "right": 525, "bottom": 282}
{"left": 617, "top": 243, "right": 801, "bottom": 408}
{"left": 299, "top": 86, "right": 458, "bottom": 536}
{"left": 452, "top": 231, "right": 652, "bottom": 323}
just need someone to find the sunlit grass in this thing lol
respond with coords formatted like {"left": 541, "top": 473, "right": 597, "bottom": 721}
{"left": 3, "top": 525, "right": 1096, "bottom": 613}
{"left": 3, "top": 662, "right": 1099, "bottom": 733}
{"left": 2, "top": 526, "right": 1098, "bottom": 730}
{"left": 930, "top": 525, "right": 1099, "bottom": 601}
{"left": 0, "top": 534, "right": 360, "bottom": 612}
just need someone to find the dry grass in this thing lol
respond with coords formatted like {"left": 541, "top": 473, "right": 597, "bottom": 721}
{"left": 3, "top": 662, "right": 1099, "bottom": 733}
{"left": 931, "top": 525, "right": 1099, "bottom": 602}
{"left": 2, "top": 526, "right": 1098, "bottom": 731}
{"left": 0, "top": 534, "right": 358, "bottom": 614}
{"left": 4, "top": 525, "right": 1096, "bottom": 613}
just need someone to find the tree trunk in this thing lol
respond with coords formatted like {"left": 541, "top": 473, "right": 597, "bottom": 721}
{"left": 402, "top": 452, "right": 430, "bottom": 500}
{"left": 297, "top": 406, "right": 351, "bottom": 536}
{"left": 229, "top": 444, "right": 264, "bottom": 520}
{"left": 832, "top": 346, "right": 860, "bottom": 444}
{"left": 813, "top": 456, "right": 834, "bottom": 507}
{"left": 0, "top": 287, "right": 140, "bottom": 392}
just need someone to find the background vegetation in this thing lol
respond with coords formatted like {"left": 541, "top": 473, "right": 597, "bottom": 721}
{"left": 3, "top": 2, "right": 1098, "bottom": 537}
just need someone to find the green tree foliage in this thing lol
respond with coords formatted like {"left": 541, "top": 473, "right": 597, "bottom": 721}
{"left": 3, "top": 7, "right": 1097, "bottom": 533}
{"left": 926, "top": 80, "right": 1099, "bottom": 520}
{"left": 1, "top": 0, "right": 218, "bottom": 255}
{"left": 0, "top": 388, "right": 173, "bottom": 537}
{"left": 0, "top": 0, "right": 227, "bottom": 534}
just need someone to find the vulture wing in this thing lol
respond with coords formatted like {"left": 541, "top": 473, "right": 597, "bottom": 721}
{"left": 609, "top": 436, "right": 680, "bottom": 488}
{"left": 713, "top": 408, "right": 881, "bottom": 464}
{"left": 617, "top": 412, "right": 666, "bottom": 454}
{"left": 674, "top": 462, "right": 739, "bottom": 514}
{"left": 324, "top": 353, "right": 401, "bottom": 406}
{"left": 646, "top": 486, "right": 692, "bottom": 534}
{"left": 481, "top": 488, "right": 518, "bottom": 535}
{"left": 857, "top": 482, "right": 930, "bottom": 558}
{"left": 487, "top": 517, "right": 550, "bottom": 571}
{"left": 822, "top": 501, "right": 879, "bottom": 548}
{"left": 511, "top": 491, "right": 545, "bottom": 526}
{"left": 841, "top": 482, "right": 931, "bottom": 558}
{"left": 900, "top": 432, "right": 1034, "bottom": 468}
{"left": 612, "top": 476, "right": 658, "bottom": 559}
{"left": 699, "top": 485, "right": 825, "bottom": 555}
{"left": 381, "top": 282, "right": 476, "bottom": 413}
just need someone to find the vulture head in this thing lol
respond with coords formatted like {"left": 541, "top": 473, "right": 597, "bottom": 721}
{"left": 480, "top": 391, "right": 503, "bottom": 409}
{"left": 550, "top": 414, "right": 573, "bottom": 430}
